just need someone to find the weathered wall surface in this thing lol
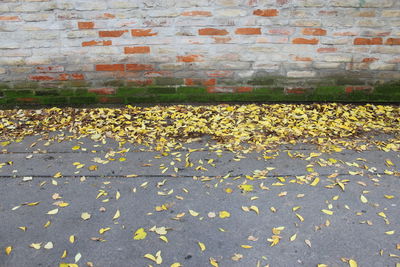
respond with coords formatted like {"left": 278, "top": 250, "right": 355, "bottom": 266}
{"left": 0, "top": 0, "right": 400, "bottom": 104}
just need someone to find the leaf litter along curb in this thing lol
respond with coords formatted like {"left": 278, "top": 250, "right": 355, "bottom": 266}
{"left": 1, "top": 104, "right": 400, "bottom": 266}
{"left": 0, "top": 104, "right": 399, "bottom": 152}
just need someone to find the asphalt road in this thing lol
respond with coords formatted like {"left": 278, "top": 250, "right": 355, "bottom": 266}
{"left": 0, "top": 135, "right": 399, "bottom": 267}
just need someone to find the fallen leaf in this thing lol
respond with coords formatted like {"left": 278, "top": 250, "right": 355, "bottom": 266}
{"left": 44, "top": 242, "right": 53, "bottom": 250}
{"left": 360, "top": 195, "right": 368, "bottom": 203}
{"left": 69, "top": 235, "right": 75, "bottom": 244}
{"left": 133, "top": 228, "right": 147, "bottom": 240}
{"left": 231, "top": 253, "right": 243, "bottom": 261}
{"left": 75, "top": 252, "right": 81, "bottom": 263}
{"left": 219, "top": 211, "right": 230, "bottom": 218}
{"left": 170, "top": 263, "right": 182, "bottom": 267}
{"left": 30, "top": 243, "right": 41, "bottom": 249}
{"left": 290, "top": 234, "right": 297, "bottom": 241}
{"left": 310, "top": 177, "right": 320, "bottom": 186}
{"left": 349, "top": 259, "right": 358, "bottom": 267}
{"left": 99, "top": 227, "right": 111, "bottom": 234}
{"left": 321, "top": 209, "right": 333, "bottom": 215}
{"left": 47, "top": 208, "right": 59, "bottom": 215}
{"left": 5, "top": 246, "right": 12, "bottom": 255}
{"left": 81, "top": 212, "right": 91, "bottom": 220}
{"left": 113, "top": 209, "right": 120, "bottom": 220}
{"left": 210, "top": 257, "right": 219, "bottom": 267}
{"left": 305, "top": 239, "right": 311, "bottom": 247}
{"left": 144, "top": 250, "right": 162, "bottom": 265}
{"left": 189, "top": 209, "right": 199, "bottom": 216}
{"left": 198, "top": 241, "right": 206, "bottom": 252}
{"left": 250, "top": 205, "right": 259, "bottom": 215}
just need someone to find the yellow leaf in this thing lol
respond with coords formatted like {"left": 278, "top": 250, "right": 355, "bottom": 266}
{"left": 99, "top": 227, "right": 111, "bottom": 234}
{"left": 349, "top": 259, "right": 358, "bottom": 267}
{"left": 378, "top": 212, "right": 387, "bottom": 218}
{"left": 72, "top": 146, "right": 80, "bottom": 150}
{"left": 81, "top": 212, "right": 91, "bottom": 220}
{"left": 5, "top": 246, "right": 12, "bottom": 255}
{"left": 250, "top": 206, "right": 259, "bottom": 215}
{"left": 310, "top": 177, "right": 320, "bottom": 186}
{"left": 385, "top": 230, "right": 395, "bottom": 235}
{"left": 116, "top": 191, "right": 121, "bottom": 200}
{"left": 318, "top": 265, "right": 328, "bottom": 267}
{"left": 57, "top": 202, "right": 69, "bottom": 207}
{"left": 26, "top": 201, "right": 40, "bottom": 206}
{"left": 119, "top": 157, "right": 126, "bottom": 162}
{"left": 88, "top": 165, "right": 98, "bottom": 171}
{"left": 18, "top": 226, "right": 27, "bottom": 231}
{"left": 384, "top": 195, "right": 394, "bottom": 199}
{"left": 69, "top": 235, "right": 75, "bottom": 244}
{"left": 321, "top": 209, "right": 333, "bottom": 215}
{"left": 133, "top": 228, "right": 147, "bottom": 240}
{"left": 61, "top": 250, "right": 67, "bottom": 259}
{"left": 47, "top": 208, "right": 59, "bottom": 215}
{"left": 290, "top": 234, "right": 297, "bottom": 241}
{"left": 171, "top": 263, "right": 182, "bottom": 267}
{"left": 30, "top": 243, "right": 41, "bottom": 249}
{"left": 239, "top": 184, "right": 253, "bottom": 192}
{"left": 296, "top": 213, "right": 304, "bottom": 222}
{"left": 126, "top": 174, "right": 138, "bottom": 178}
{"left": 219, "top": 211, "right": 230, "bottom": 218}
{"left": 241, "top": 245, "right": 252, "bottom": 248}
{"left": 144, "top": 251, "right": 162, "bottom": 265}
{"left": 44, "top": 242, "right": 53, "bottom": 250}
{"left": 360, "top": 195, "right": 368, "bottom": 203}
{"left": 53, "top": 172, "right": 62, "bottom": 178}
{"left": 189, "top": 209, "right": 199, "bottom": 216}
{"left": 159, "top": 236, "right": 168, "bottom": 243}
{"left": 113, "top": 209, "right": 120, "bottom": 220}
{"left": 210, "top": 257, "right": 219, "bottom": 267}
{"left": 44, "top": 220, "right": 51, "bottom": 228}
{"left": 198, "top": 242, "right": 206, "bottom": 251}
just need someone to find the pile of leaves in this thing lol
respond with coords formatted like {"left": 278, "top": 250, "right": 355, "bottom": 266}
{"left": 0, "top": 104, "right": 399, "bottom": 151}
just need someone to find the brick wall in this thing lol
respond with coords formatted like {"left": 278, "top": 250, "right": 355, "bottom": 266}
{"left": 0, "top": 0, "right": 400, "bottom": 103}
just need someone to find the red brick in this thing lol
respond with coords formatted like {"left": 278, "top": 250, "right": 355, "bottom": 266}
{"left": 207, "top": 70, "right": 233, "bottom": 77}
{"left": 292, "top": 38, "right": 319, "bottom": 45}
{"left": 253, "top": 9, "right": 279, "bottom": 17}
{"left": 294, "top": 56, "right": 313, "bottom": 61}
{"left": 88, "top": 87, "right": 116, "bottom": 95}
{"left": 319, "top": 10, "right": 338, "bottom": 16}
{"left": 268, "top": 28, "right": 294, "bottom": 35}
{"left": 207, "top": 86, "right": 235, "bottom": 93}
{"left": 36, "top": 66, "right": 64, "bottom": 73}
{"left": 199, "top": 28, "right": 228, "bottom": 35}
{"left": 96, "top": 64, "right": 125, "bottom": 71}
{"left": 127, "top": 79, "right": 153, "bottom": 86}
{"left": 302, "top": 28, "right": 327, "bottom": 36}
{"left": 82, "top": 40, "right": 112, "bottom": 47}
{"left": 177, "top": 55, "right": 203, "bottom": 62}
{"left": 99, "top": 30, "right": 127, "bottom": 38}
{"left": 98, "top": 97, "right": 124, "bottom": 103}
{"left": 277, "top": 0, "right": 289, "bottom": 4}
{"left": 29, "top": 75, "right": 55, "bottom": 81}
{"left": 16, "top": 98, "right": 39, "bottom": 103}
{"left": 362, "top": 57, "right": 379, "bottom": 63}
{"left": 78, "top": 22, "right": 94, "bottom": 29}
{"left": 285, "top": 87, "right": 308, "bottom": 94}
{"left": 184, "top": 78, "right": 195, "bottom": 86}
{"left": 126, "top": 64, "right": 153, "bottom": 71}
{"left": 386, "top": 38, "right": 400, "bottom": 45}
{"left": 235, "top": 28, "right": 261, "bottom": 35}
{"left": 181, "top": 11, "right": 212, "bottom": 16}
{"left": 71, "top": 73, "right": 85, "bottom": 80}
{"left": 334, "top": 31, "right": 358, "bottom": 36}
{"left": 203, "top": 79, "right": 217, "bottom": 86}
{"left": 0, "top": 16, "right": 21, "bottom": 21}
{"left": 354, "top": 38, "right": 383, "bottom": 45}
{"left": 124, "top": 46, "right": 151, "bottom": 54}
{"left": 102, "top": 13, "right": 116, "bottom": 19}
{"left": 213, "top": 37, "right": 232, "bottom": 43}
{"left": 131, "top": 29, "right": 157, "bottom": 37}
{"left": 237, "top": 86, "right": 253, "bottom": 93}
{"left": 345, "top": 86, "right": 374, "bottom": 94}
{"left": 58, "top": 74, "right": 69, "bottom": 81}
{"left": 317, "top": 47, "right": 337, "bottom": 53}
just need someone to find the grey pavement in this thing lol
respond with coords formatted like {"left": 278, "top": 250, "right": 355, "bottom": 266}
{"left": 0, "top": 135, "right": 399, "bottom": 267}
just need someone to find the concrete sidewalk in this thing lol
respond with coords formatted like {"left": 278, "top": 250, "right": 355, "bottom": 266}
{"left": 0, "top": 135, "right": 399, "bottom": 267}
